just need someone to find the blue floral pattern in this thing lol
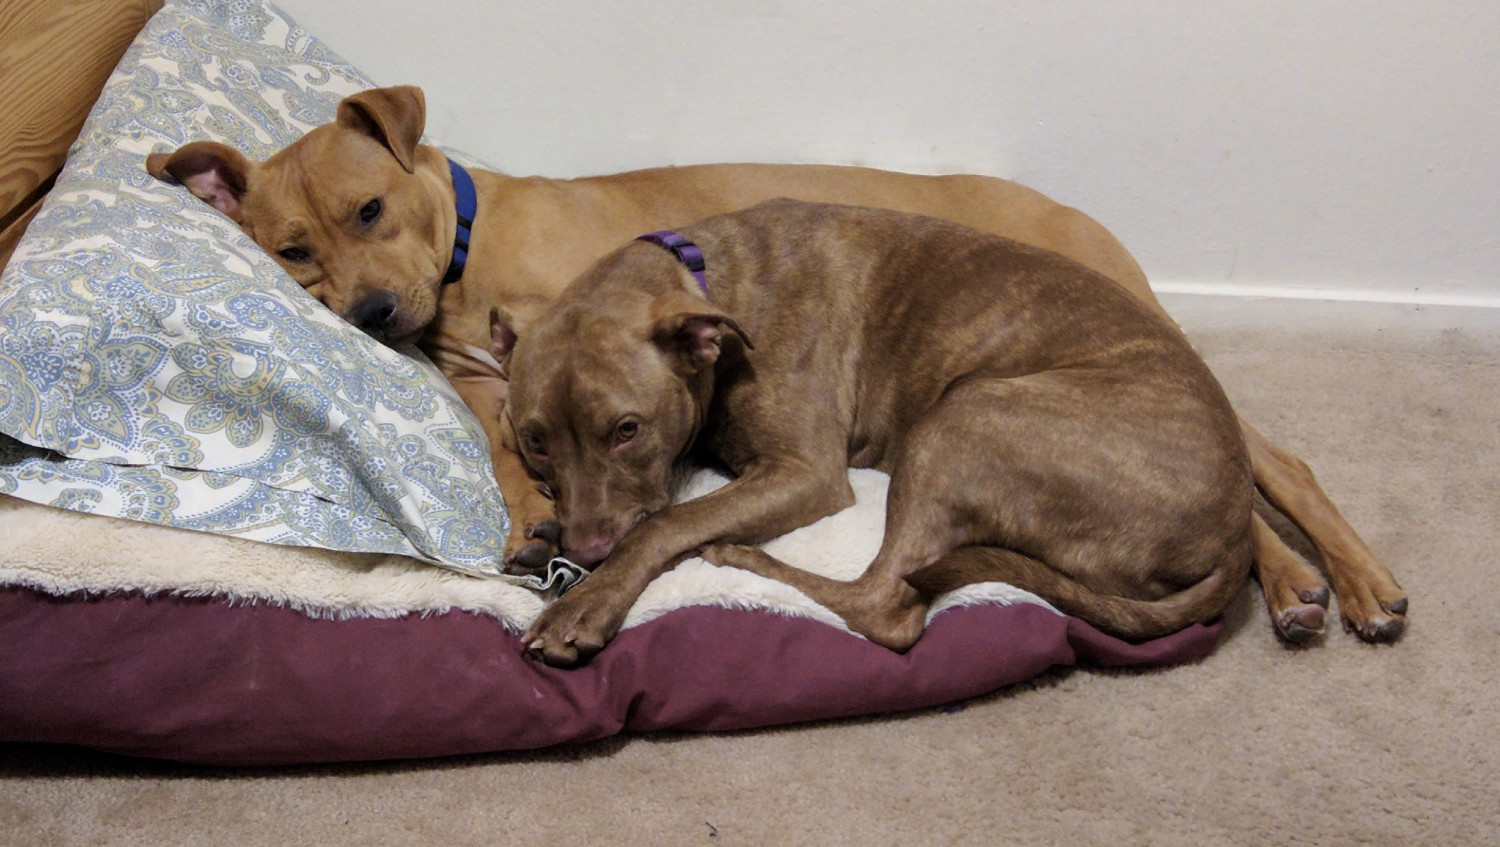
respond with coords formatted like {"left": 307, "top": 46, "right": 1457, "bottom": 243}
{"left": 0, "top": 0, "right": 517, "bottom": 578}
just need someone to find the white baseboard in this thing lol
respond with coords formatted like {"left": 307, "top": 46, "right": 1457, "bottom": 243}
{"left": 1152, "top": 281, "right": 1500, "bottom": 309}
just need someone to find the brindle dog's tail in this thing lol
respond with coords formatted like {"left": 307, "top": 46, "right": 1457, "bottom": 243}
{"left": 904, "top": 545, "right": 1251, "bottom": 640}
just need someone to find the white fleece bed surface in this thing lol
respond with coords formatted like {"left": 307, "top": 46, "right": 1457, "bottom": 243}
{"left": 0, "top": 467, "right": 1052, "bottom": 637}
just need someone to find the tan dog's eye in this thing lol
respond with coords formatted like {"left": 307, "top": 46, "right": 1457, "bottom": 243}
{"left": 359, "top": 198, "right": 382, "bottom": 226}
{"left": 278, "top": 246, "right": 310, "bottom": 263}
{"left": 615, "top": 421, "right": 639, "bottom": 444}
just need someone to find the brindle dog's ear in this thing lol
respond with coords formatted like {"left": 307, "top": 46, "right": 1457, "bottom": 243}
{"left": 648, "top": 289, "right": 754, "bottom": 373}
{"left": 337, "top": 85, "right": 426, "bottom": 173}
{"left": 145, "top": 141, "right": 256, "bottom": 222}
{"left": 489, "top": 308, "right": 521, "bottom": 379}
{"left": 489, "top": 295, "right": 552, "bottom": 378}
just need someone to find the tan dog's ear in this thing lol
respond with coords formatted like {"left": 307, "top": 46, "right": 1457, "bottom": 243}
{"left": 337, "top": 86, "right": 426, "bottom": 173}
{"left": 648, "top": 289, "right": 754, "bottom": 373}
{"left": 145, "top": 141, "right": 255, "bottom": 222}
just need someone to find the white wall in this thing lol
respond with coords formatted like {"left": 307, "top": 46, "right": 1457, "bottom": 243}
{"left": 276, "top": 0, "right": 1500, "bottom": 304}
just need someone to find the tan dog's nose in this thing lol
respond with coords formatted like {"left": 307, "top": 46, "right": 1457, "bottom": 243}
{"left": 348, "top": 290, "right": 400, "bottom": 337}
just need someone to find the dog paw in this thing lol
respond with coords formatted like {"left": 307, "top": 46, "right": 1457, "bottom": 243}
{"left": 528, "top": 519, "right": 563, "bottom": 546}
{"left": 1265, "top": 579, "right": 1330, "bottom": 646}
{"left": 1274, "top": 598, "right": 1328, "bottom": 645}
{"left": 1342, "top": 594, "right": 1408, "bottom": 644}
{"left": 521, "top": 583, "right": 627, "bottom": 668}
{"left": 1332, "top": 563, "right": 1410, "bottom": 644}
{"left": 504, "top": 541, "right": 551, "bottom": 573}
{"left": 503, "top": 519, "right": 563, "bottom": 574}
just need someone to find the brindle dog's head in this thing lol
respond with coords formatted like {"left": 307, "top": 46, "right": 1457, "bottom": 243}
{"left": 145, "top": 86, "right": 455, "bottom": 345}
{"left": 497, "top": 245, "right": 750, "bottom": 567}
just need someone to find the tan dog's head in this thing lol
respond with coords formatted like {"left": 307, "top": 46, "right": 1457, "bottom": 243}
{"left": 498, "top": 246, "right": 751, "bottom": 567}
{"left": 145, "top": 86, "right": 456, "bottom": 344}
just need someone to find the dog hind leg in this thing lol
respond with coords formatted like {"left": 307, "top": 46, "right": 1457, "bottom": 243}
{"left": 1250, "top": 510, "right": 1330, "bottom": 644}
{"left": 1242, "top": 420, "right": 1407, "bottom": 642}
{"left": 698, "top": 543, "right": 931, "bottom": 651}
{"left": 903, "top": 544, "right": 1246, "bottom": 641}
{"left": 706, "top": 373, "right": 1252, "bottom": 646}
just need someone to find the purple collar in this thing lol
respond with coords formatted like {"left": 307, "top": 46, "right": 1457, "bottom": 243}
{"left": 636, "top": 230, "right": 709, "bottom": 297}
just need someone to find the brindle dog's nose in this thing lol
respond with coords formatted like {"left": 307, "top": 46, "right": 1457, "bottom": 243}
{"left": 564, "top": 534, "right": 616, "bottom": 569}
{"left": 348, "top": 290, "right": 399, "bottom": 336}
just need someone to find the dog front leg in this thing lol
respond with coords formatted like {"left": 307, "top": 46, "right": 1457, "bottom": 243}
{"left": 445, "top": 375, "right": 561, "bottom": 571}
{"left": 522, "top": 459, "right": 854, "bottom": 667}
{"left": 489, "top": 442, "right": 563, "bottom": 571}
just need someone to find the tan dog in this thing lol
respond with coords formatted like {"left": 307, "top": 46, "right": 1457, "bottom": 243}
{"left": 500, "top": 200, "right": 1255, "bottom": 665}
{"left": 145, "top": 85, "right": 1407, "bottom": 644}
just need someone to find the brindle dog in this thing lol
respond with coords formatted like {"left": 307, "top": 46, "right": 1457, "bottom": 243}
{"left": 500, "top": 200, "right": 1256, "bottom": 666}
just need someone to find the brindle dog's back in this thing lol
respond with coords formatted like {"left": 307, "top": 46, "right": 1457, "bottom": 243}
{"left": 684, "top": 200, "right": 1244, "bottom": 480}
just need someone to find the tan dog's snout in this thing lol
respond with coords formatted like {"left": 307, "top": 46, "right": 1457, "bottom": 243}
{"left": 346, "top": 289, "right": 402, "bottom": 338}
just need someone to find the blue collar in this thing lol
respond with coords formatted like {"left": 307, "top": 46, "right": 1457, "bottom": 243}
{"left": 443, "top": 158, "right": 477, "bottom": 285}
{"left": 635, "top": 230, "right": 709, "bottom": 297}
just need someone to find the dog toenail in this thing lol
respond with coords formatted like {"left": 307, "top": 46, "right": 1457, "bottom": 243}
{"left": 1354, "top": 617, "right": 1405, "bottom": 644}
{"left": 1298, "top": 587, "right": 1331, "bottom": 607}
{"left": 1384, "top": 597, "right": 1409, "bottom": 616}
{"left": 1281, "top": 623, "right": 1319, "bottom": 645}
{"left": 527, "top": 519, "right": 563, "bottom": 544}
{"left": 1375, "top": 618, "right": 1406, "bottom": 642}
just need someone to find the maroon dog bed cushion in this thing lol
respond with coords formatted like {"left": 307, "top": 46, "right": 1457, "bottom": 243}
{"left": 0, "top": 587, "right": 1218, "bottom": 766}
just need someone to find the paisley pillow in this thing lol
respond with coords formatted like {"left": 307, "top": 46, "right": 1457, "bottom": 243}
{"left": 0, "top": 0, "right": 526, "bottom": 581}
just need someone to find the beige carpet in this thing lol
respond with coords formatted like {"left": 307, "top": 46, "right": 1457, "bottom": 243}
{"left": 1, "top": 294, "right": 1495, "bottom": 847}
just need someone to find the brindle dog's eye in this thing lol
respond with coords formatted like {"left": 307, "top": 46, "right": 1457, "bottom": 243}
{"left": 359, "top": 198, "right": 382, "bottom": 225}
{"left": 523, "top": 433, "right": 546, "bottom": 455}
{"left": 278, "top": 246, "right": 310, "bottom": 263}
{"left": 616, "top": 421, "right": 639, "bottom": 443}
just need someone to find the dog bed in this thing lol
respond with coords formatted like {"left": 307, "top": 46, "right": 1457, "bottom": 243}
{"left": 0, "top": 0, "right": 1221, "bottom": 766}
